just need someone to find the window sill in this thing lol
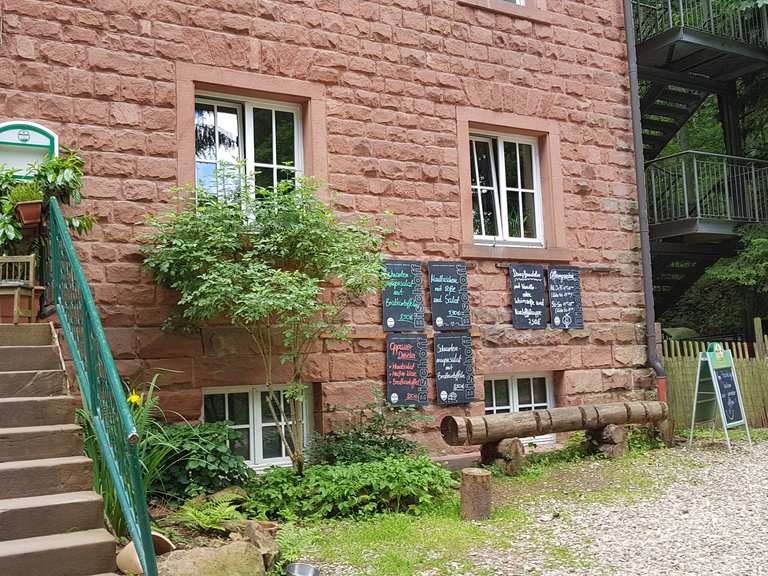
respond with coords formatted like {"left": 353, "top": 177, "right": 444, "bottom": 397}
{"left": 460, "top": 243, "right": 573, "bottom": 262}
{"left": 457, "top": 0, "right": 551, "bottom": 24}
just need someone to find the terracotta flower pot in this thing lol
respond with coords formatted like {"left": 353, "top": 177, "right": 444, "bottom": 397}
{"left": 116, "top": 531, "right": 176, "bottom": 575}
{"left": 14, "top": 201, "right": 43, "bottom": 226}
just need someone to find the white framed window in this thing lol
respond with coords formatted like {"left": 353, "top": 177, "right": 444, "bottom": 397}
{"left": 194, "top": 93, "right": 304, "bottom": 196}
{"left": 202, "top": 386, "right": 309, "bottom": 470}
{"left": 484, "top": 374, "right": 555, "bottom": 444}
{"left": 470, "top": 133, "right": 543, "bottom": 246}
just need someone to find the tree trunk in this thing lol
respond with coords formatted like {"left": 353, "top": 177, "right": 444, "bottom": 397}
{"left": 460, "top": 468, "right": 492, "bottom": 521}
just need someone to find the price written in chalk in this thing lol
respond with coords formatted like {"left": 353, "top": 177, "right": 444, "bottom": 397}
{"left": 509, "top": 264, "right": 546, "bottom": 329}
{"left": 386, "top": 334, "right": 428, "bottom": 406}
{"left": 428, "top": 261, "right": 471, "bottom": 330}
{"left": 382, "top": 260, "right": 425, "bottom": 332}
{"left": 433, "top": 332, "right": 475, "bottom": 405}
{"left": 548, "top": 266, "right": 584, "bottom": 330}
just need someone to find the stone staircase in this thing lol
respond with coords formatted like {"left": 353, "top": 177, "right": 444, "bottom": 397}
{"left": 0, "top": 323, "right": 117, "bottom": 576}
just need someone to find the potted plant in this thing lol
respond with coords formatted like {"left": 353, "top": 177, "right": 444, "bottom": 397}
{"left": 9, "top": 182, "right": 44, "bottom": 226}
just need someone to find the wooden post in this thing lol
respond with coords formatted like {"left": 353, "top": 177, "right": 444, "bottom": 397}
{"left": 460, "top": 468, "right": 491, "bottom": 521}
{"left": 754, "top": 317, "right": 765, "bottom": 359}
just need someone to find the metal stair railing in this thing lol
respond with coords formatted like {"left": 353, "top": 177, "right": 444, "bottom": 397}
{"left": 633, "top": 0, "right": 768, "bottom": 47}
{"left": 42, "top": 198, "right": 157, "bottom": 576}
{"left": 646, "top": 151, "right": 768, "bottom": 226}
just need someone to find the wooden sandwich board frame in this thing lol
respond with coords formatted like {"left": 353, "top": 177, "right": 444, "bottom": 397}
{"left": 688, "top": 343, "right": 751, "bottom": 451}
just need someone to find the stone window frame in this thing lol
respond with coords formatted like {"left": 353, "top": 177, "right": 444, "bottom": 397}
{"left": 177, "top": 63, "right": 328, "bottom": 194}
{"left": 483, "top": 372, "right": 555, "bottom": 444}
{"left": 457, "top": 107, "right": 572, "bottom": 262}
{"left": 457, "top": 0, "right": 550, "bottom": 23}
{"left": 202, "top": 385, "right": 310, "bottom": 471}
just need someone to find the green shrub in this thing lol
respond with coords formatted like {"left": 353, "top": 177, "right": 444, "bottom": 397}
{"left": 307, "top": 386, "right": 427, "bottom": 465}
{"left": 627, "top": 426, "right": 664, "bottom": 453}
{"left": 78, "top": 376, "right": 177, "bottom": 537}
{"left": 308, "top": 431, "right": 417, "bottom": 466}
{"left": 169, "top": 492, "right": 246, "bottom": 534}
{"left": 152, "top": 422, "right": 254, "bottom": 501}
{"left": 8, "top": 182, "right": 43, "bottom": 203}
{"left": 245, "top": 455, "right": 456, "bottom": 521}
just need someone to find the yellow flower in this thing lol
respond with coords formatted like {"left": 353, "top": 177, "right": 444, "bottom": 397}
{"left": 127, "top": 390, "right": 142, "bottom": 407}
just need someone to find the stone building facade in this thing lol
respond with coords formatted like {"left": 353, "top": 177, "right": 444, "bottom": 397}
{"left": 0, "top": 0, "right": 653, "bottom": 465}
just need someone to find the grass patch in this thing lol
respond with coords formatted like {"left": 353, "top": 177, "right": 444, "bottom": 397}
{"left": 282, "top": 431, "right": 737, "bottom": 575}
{"left": 303, "top": 497, "right": 529, "bottom": 576}
{"left": 678, "top": 426, "right": 768, "bottom": 443}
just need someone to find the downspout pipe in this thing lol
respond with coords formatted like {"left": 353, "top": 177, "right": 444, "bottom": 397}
{"left": 622, "top": 0, "right": 668, "bottom": 399}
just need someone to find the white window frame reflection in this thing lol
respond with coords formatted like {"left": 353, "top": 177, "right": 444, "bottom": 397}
{"left": 483, "top": 373, "right": 554, "bottom": 445}
{"left": 202, "top": 385, "right": 309, "bottom": 471}
{"left": 469, "top": 132, "right": 543, "bottom": 246}
{"left": 195, "top": 92, "right": 304, "bottom": 196}
{"left": 194, "top": 97, "right": 244, "bottom": 196}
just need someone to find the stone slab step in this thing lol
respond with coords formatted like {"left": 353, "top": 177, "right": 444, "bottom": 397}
{"left": 0, "top": 396, "right": 75, "bottom": 428}
{"left": 0, "top": 528, "right": 115, "bottom": 576}
{"left": 0, "top": 324, "right": 52, "bottom": 347}
{"left": 0, "top": 370, "right": 67, "bottom": 398}
{"left": 0, "top": 345, "right": 61, "bottom": 372}
{"left": 0, "top": 423, "right": 82, "bottom": 463}
{"left": 0, "top": 491, "right": 103, "bottom": 542}
{"left": 0, "top": 456, "right": 92, "bottom": 500}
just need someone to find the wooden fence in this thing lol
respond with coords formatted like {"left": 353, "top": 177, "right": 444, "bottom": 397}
{"left": 664, "top": 348, "right": 768, "bottom": 429}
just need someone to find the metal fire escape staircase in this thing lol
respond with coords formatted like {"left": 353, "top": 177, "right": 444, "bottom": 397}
{"left": 632, "top": 1, "right": 768, "bottom": 315}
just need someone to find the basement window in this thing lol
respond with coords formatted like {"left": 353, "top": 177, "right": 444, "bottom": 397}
{"left": 203, "top": 386, "right": 308, "bottom": 470}
{"left": 484, "top": 374, "right": 555, "bottom": 444}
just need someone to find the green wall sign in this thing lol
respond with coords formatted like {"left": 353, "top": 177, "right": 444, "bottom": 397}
{"left": 688, "top": 343, "right": 752, "bottom": 451}
{"left": 0, "top": 121, "right": 59, "bottom": 177}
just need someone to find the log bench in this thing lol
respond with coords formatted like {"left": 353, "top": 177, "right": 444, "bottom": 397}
{"left": 441, "top": 401, "right": 672, "bottom": 475}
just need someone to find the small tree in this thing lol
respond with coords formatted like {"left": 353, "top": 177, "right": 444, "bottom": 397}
{"left": 142, "top": 169, "right": 388, "bottom": 473}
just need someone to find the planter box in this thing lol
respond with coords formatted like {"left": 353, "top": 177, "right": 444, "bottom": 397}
{"left": 14, "top": 201, "right": 43, "bottom": 227}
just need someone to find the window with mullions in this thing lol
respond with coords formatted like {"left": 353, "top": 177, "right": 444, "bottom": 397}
{"left": 203, "top": 386, "right": 305, "bottom": 469}
{"left": 194, "top": 95, "right": 303, "bottom": 197}
{"left": 484, "top": 374, "right": 554, "bottom": 444}
{"left": 470, "top": 134, "right": 542, "bottom": 245}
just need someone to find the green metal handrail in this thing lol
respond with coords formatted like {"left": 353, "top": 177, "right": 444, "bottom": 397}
{"left": 44, "top": 198, "right": 157, "bottom": 576}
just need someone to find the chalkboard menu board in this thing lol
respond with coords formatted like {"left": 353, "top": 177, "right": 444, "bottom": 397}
{"left": 548, "top": 266, "right": 584, "bottom": 329}
{"left": 509, "top": 264, "right": 546, "bottom": 329}
{"left": 428, "top": 261, "right": 471, "bottom": 330}
{"left": 433, "top": 332, "right": 475, "bottom": 405}
{"left": 386, "top": 334, "right": 428, "bottom": 406}
{"left": 382, "top": 260, "right": 424, "bottom": 332}
{"left": 714, "top": 367, "right": 744, "bottom": 426}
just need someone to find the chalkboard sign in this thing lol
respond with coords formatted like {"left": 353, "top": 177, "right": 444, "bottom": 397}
{"left": 689, "top": 343, "right": 751, "bottom": 451}
{"left": 548, "top": 266, "right": 584, "bottom": 329}
{"left": 509, "top": 264, "right": 546, "bottom": 329}
{"left": 428, "top": 261, "right": 471, "bottom": 330}
{"left": 714, "top": 367, "right": 743, "bottom": 425}
{"left": 386, "top": 334, "right": 428, "bottom": 407}
{"left": 382, "top": 260, "right": 425, "bottom": 332}
{"left": 433, "top": 332, "right": 475, "bottom": 405}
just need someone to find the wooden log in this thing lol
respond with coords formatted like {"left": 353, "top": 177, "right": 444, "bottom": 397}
{"left": 460, "top": 468, "right": 492, "bottom": 521}
{"left": 594, "top": 403, "right": 631, "bottom": 426}
{"left": 481, "top": 438, "right": 525, "bottom": 475}
{"left": 598, "top": 442, "right": 626, "bottom": 459}
{"left": 598, "top": 424, "right": 627, "bottom": 445}
{"left": 484, "top": 411, "right": 539, "bottom": 443}
{"left": 440, "top": 416, "right": 469, "bottom": 446}
{"left": 440, "top": 401, "right": 670, "bottom": 446}
{"left": 657, "top": 418, "right": 674, "bottom": 448}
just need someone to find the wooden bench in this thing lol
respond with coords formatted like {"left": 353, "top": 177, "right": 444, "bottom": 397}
{"left": 441, "top": 401, "right": 673, "bottom": 475}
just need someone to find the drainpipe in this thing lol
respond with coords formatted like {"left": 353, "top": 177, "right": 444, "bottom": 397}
{"left": 623, "top": 0, "right": 668, "bottom": 400}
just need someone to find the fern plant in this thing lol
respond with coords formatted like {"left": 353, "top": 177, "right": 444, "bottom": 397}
{"left": 170, "top": 493, "right": 246, "bottom": 534}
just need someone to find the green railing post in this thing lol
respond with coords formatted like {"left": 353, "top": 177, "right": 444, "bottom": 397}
{"left": 43, "top": 198, "right": 157, "bottom": 576}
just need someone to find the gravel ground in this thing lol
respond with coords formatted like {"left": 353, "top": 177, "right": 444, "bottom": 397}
{"left": 472, "top": 441, "right": 768, "bottom": 576}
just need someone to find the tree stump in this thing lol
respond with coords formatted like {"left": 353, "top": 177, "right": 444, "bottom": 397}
{"left": 460, "top": 467, "right": 491, "bottom": 521}
{"left": 480, "top": 438, "right": 525, "bottom": 476}
{"left": 586, "top": 425, "right": 628, "bottom": 459}
{"left": 657, "top": 418, "right": 674, "bottom": 447}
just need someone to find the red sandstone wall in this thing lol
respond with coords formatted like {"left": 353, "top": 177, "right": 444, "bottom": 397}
{"left": 0, "top": 0, "right": 653, "bottom": 453}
